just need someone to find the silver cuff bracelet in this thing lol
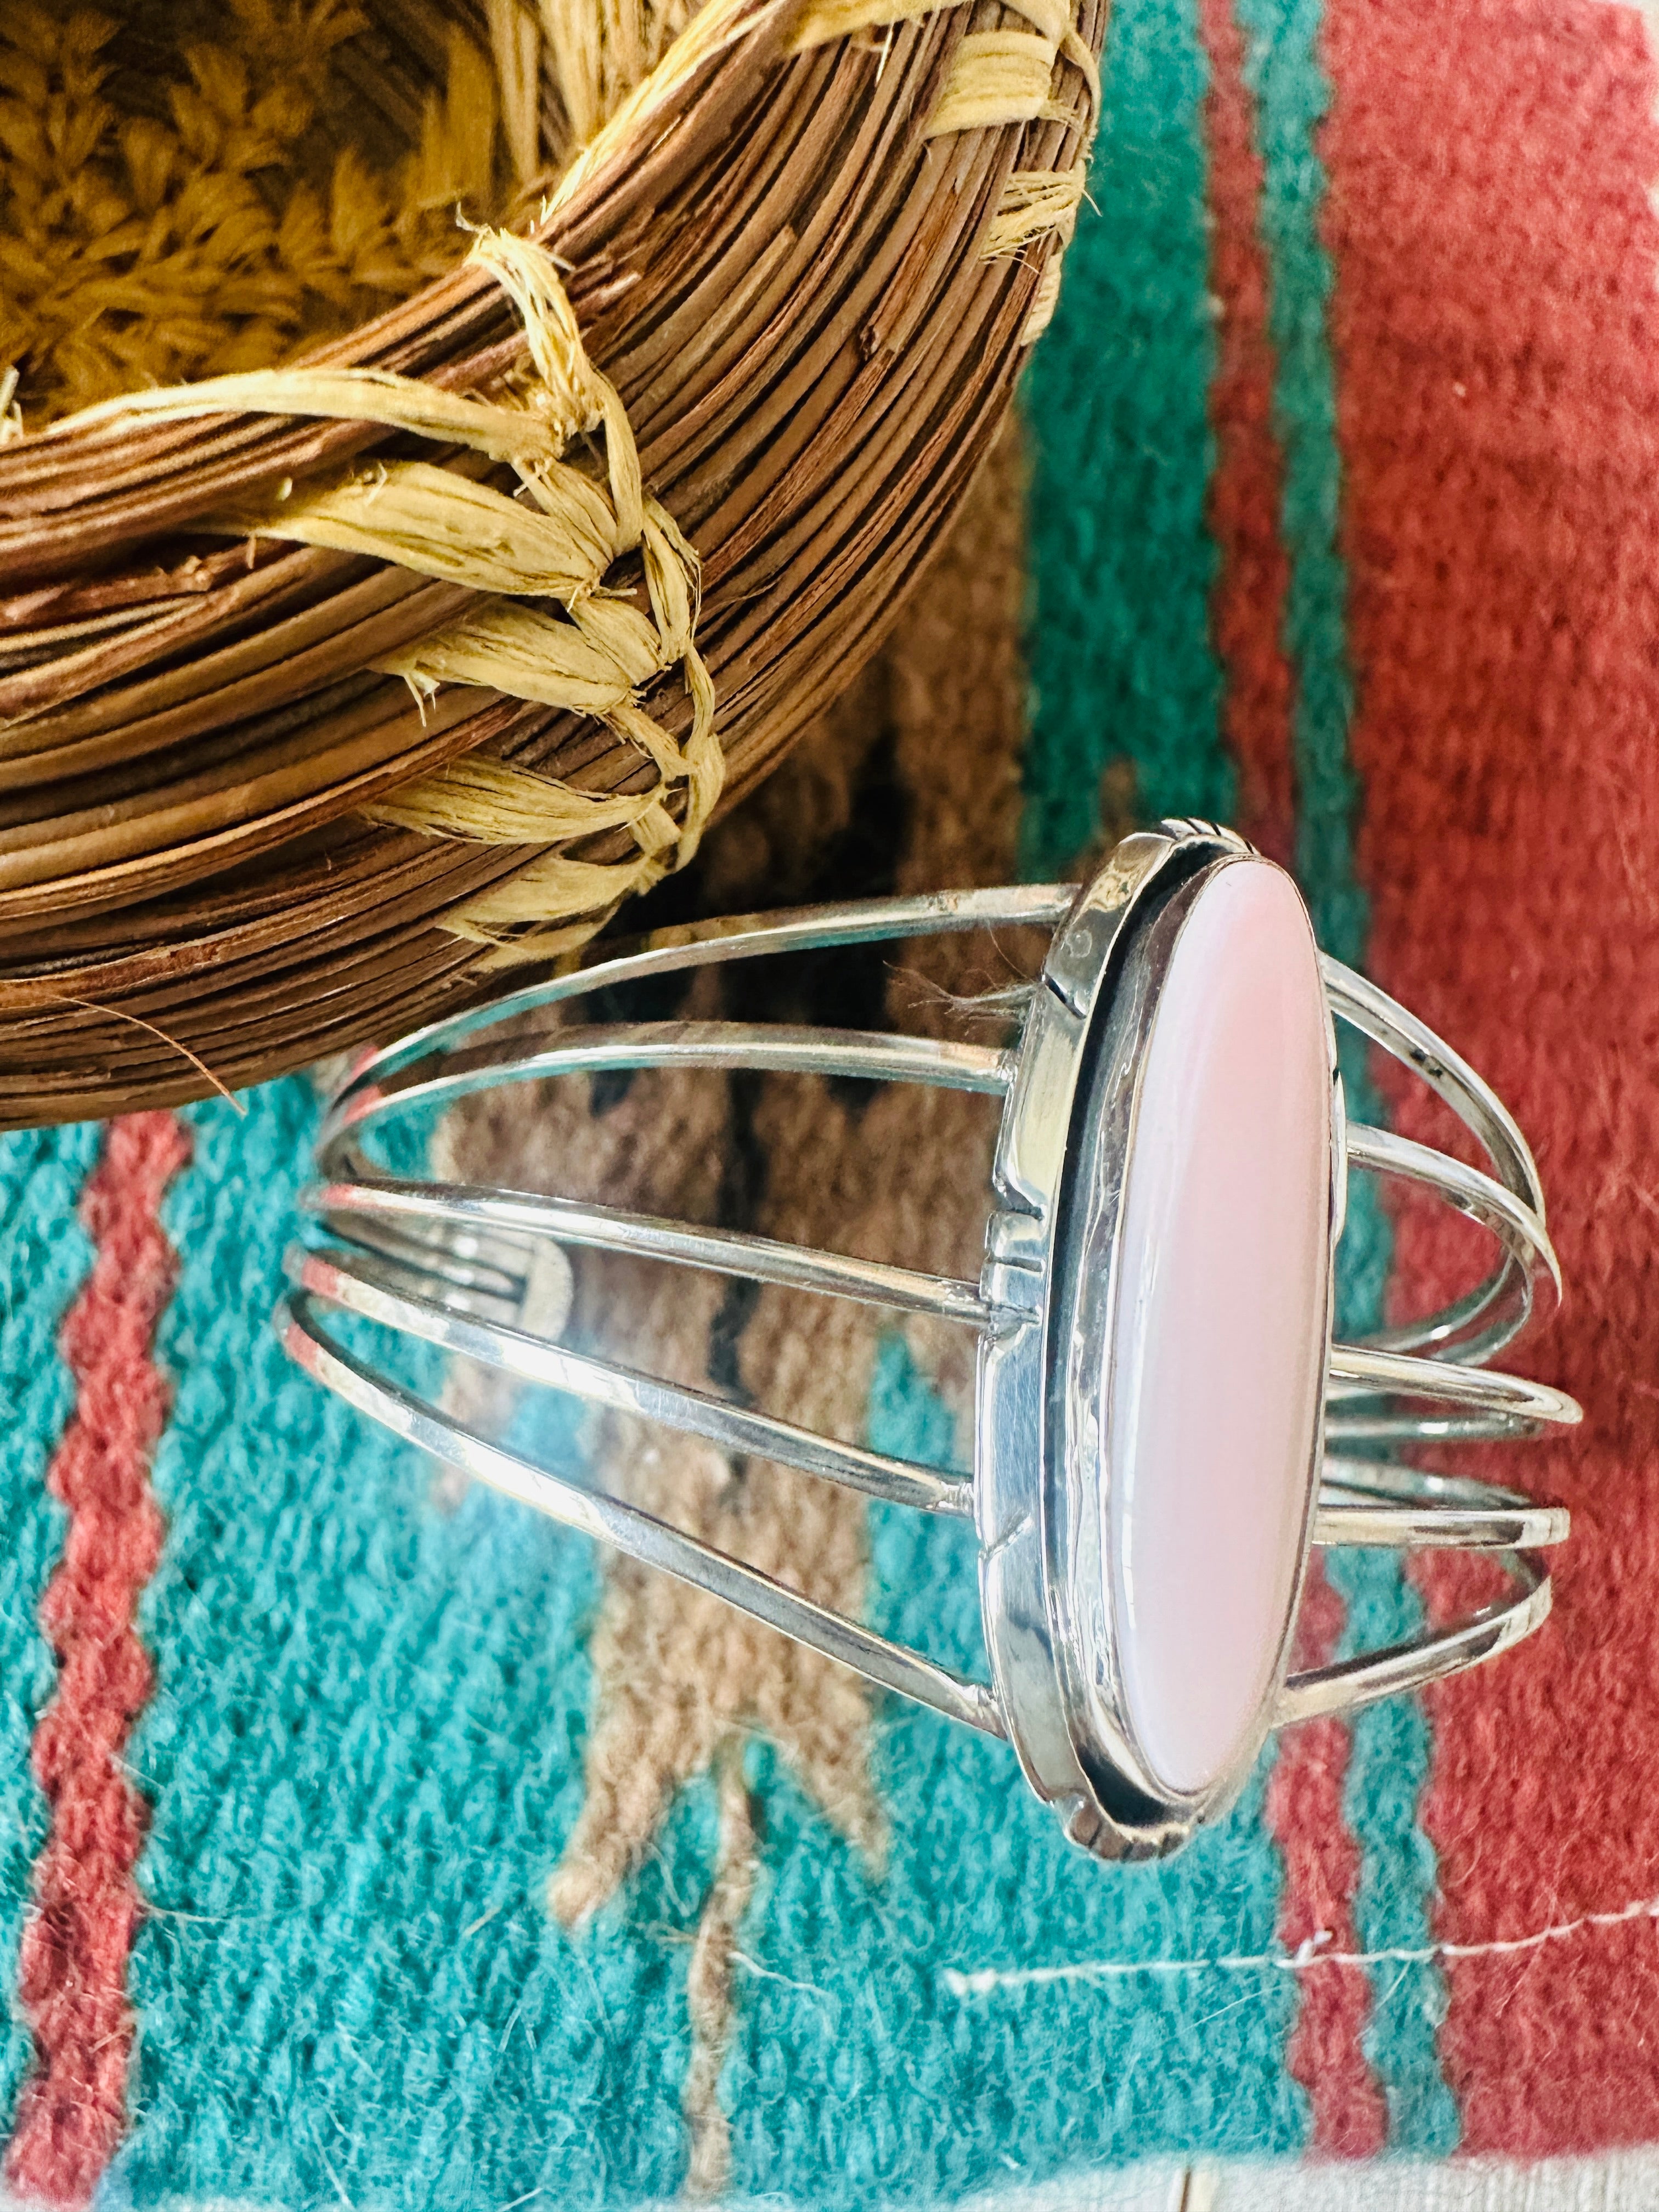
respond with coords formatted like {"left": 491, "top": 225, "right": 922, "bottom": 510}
{"left": 282, "top": 821, "right": 1579, "bottom": 1863}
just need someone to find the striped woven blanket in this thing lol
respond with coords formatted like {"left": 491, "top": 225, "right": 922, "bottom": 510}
{"left": 1, "top": 0, "right": 1655, "bottom": 2201}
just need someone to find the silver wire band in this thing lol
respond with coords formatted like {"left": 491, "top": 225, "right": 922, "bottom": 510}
{"left": 1341, "top": 1122, "right": 1557, "bottom": 1363}
{"left": 1321, "top": 953, "right": 1557, "bottom": 1366}
{"left": 290, "top": 1244, "right": 976, "bottom": 1517}
{"left": 326, "top": 1022, "right": 1012, "bottom": 1164}
{"left": 1321, "top": 955, "right": 1544, "bottom": 1211}
{"left": 1314, "top": 1455, "right": 1568, "bottom": 1550}
{"left": 1277, "top": 1552, "right": 1550, "bottom": 1728}
{"left": 307, "top": 1177, "right": 993, "bottom": 1325}
{"left": 322, "top": 883, "right": 1075, "bottom": 1148}
{"left": 1325, "top": 1342, "right": 1580, "bottom": 1440}
{"left": 281, "top": 1290, "right": 1007, "bottom": 1739}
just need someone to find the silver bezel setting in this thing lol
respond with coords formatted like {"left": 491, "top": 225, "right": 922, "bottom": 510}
{"left": 978, "top": 828, "right": 1339, "bottom": 1859}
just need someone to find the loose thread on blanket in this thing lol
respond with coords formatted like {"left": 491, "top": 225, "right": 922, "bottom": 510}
{"left": 940, "top": 1888, "right": 1659, "bottom": 1999}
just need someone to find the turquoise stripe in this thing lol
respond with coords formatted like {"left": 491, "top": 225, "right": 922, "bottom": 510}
{"left": 1230, "top": 0, "right": 1361, "bottom": 967}
{"left": 119, "top": 1082, "right": 714, "bottom": 2205}
{"left": 1021, "top": 0, "right": 1233, "bottom": 872}
{"left": 0, "top": 1124, "right": 101, "bottom": 2128}
{"left": 1231, "top": 0, "right": 1459, "bottom": 2151}
{"left": 1323, "top": 1555, "right": 1459, "bottom": 2151}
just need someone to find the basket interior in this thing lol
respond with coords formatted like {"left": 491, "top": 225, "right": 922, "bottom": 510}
{"left": 0, "top": 0, "right": 693, "bottom": 427}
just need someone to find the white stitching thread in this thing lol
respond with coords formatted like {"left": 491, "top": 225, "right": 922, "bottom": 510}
{"left": 940, "top": 1892, "right": 1659, "bottom": 1997}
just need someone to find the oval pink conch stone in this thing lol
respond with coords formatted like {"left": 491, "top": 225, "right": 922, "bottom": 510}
{"left": 1107, "top": 860, "right": 1332, "bottom": 1798}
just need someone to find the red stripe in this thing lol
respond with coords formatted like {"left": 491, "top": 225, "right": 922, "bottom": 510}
{"left": 7, "top": 1113, "right": 190, "bottom": 2207}
{"left": 1198, "top": 0, "right": 1382, "bottom": 2148}
{"left": 1322, "top": 0, "right": 1659, "bottom": 2154}
{"left": 1198, "top": 0, "right": 1297, "bottom": 867}
{"left": 1264, "top": 1558, "right": 1389, "bottom": 2155}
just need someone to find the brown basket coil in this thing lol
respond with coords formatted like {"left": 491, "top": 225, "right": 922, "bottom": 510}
{"left": 0, "top": 0, "right": 1102, "bottom": 1127}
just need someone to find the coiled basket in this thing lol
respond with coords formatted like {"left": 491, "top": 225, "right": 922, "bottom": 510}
{"left": 0, "top": 0, "right": 1102, "bottom": 1125}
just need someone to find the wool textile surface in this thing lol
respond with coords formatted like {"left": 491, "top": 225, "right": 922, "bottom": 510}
{"left": 0, "top": 0, "right": 1656, "bottom": 2202}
